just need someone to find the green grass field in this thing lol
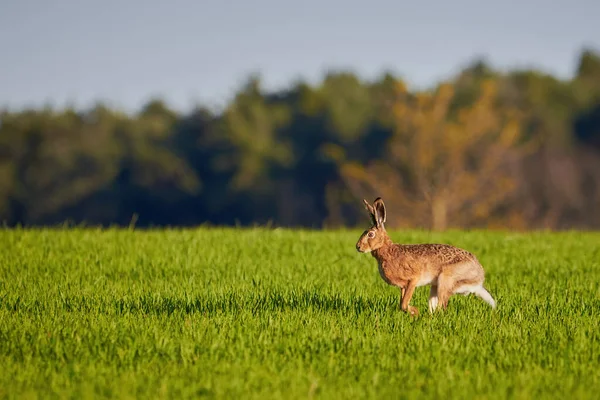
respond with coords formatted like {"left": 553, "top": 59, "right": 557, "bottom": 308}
{"left": 1, "top": 227, "right": 599, "bottom": 399}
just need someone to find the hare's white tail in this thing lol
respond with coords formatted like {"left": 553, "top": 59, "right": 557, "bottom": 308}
{"left": 474, "top": 286, "right": 496, "bottom": 309}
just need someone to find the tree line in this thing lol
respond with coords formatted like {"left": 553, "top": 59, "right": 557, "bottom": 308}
{"left": 2, "top": 49, "right": 600, "bottom": 230}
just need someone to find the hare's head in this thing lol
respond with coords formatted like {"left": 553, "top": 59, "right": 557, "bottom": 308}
{"left": 356, "top": 197, "right": 391, "bottom": 253}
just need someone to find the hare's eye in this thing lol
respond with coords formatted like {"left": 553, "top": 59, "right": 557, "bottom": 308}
{"left": 367, "top": 231, "right": 375, "bottom": 238}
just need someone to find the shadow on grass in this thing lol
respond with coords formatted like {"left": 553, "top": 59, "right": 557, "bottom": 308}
{"left": 111, "top": 289, "right": 395, "bottom": 316}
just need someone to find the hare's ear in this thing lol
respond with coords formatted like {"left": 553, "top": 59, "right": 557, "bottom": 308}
{"left": 373, "top": 197, "right": 386, "bottom": 226}
{"left": 363, "top": 199, "right": 376, "bottom": 226}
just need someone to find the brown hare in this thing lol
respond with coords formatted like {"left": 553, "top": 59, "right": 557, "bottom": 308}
{"left": 356, "top": 197, "right": 496, "bottom": 316}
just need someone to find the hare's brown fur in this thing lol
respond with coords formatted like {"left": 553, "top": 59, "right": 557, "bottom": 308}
{"left": 356, "top": 197, "right": 496, "bottom": 316}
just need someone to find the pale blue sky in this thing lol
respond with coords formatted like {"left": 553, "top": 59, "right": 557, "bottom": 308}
{"left": 1, "top": 0, "right": 599, "bottom": 113}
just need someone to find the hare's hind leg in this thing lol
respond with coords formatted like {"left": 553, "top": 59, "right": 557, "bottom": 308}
{"left": 453, "top": 281, "right": 496, "bottom": 309}
{"left": 428, "top": 285, "right": 439, "bottom": 313}
{"left": 437, "top": 275, "right": 454, "bottom": 310}
{"left": 437, "top": 282, "right": 452, "bottom": 310}
{"left": 473, "top": 286, "right": 496, "bottom": 309}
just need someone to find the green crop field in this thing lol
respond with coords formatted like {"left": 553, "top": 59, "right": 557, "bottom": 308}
{"left": 1, "top": 228, "right": 599, "bottom": 399}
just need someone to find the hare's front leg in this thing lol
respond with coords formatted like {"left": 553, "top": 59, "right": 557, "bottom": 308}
{"left": 397, "top": 287, "right": 405, "bottom": 310}
{"left": 400, "top": 281, "right": 419, "bottom": 317}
